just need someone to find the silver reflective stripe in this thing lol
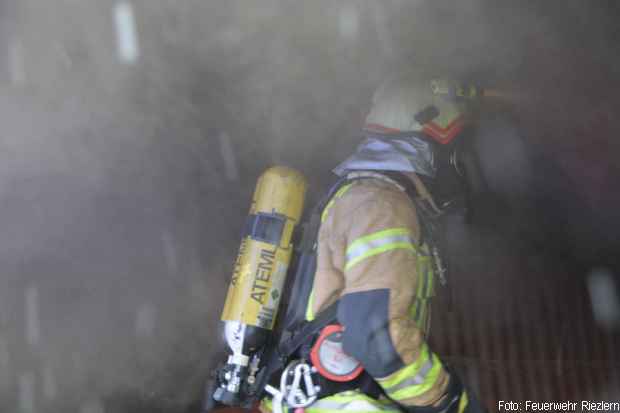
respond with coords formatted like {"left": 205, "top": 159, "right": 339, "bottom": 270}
{"left": 346, "top": 233, "right": 412, "bottom": 265}
{"left": 383, "top": 358, "right": 434, "bottom": 395}
{"left": 310, "top": 398, "right": 399, "bottom": 412}
{"left": 310, "top": 400, "right": 350, "bottom": 410}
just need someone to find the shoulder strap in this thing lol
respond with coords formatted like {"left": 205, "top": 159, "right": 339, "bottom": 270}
{"left": 301, "top": 175, "right": 352, "bottom": 252}
{"left": 278, "top": 175, "right": 354, "bottom": 334}
{"left": 377, "top": 171, "right": 449, "bottom": 286}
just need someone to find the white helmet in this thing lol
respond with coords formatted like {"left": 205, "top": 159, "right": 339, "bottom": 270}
{"left": 364, "top": 73, "right": 477, "bottom": 144}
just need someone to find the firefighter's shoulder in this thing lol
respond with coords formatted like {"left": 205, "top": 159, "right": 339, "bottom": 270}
{"left": 330, "top": 178, "right": 419, "bottom": 230}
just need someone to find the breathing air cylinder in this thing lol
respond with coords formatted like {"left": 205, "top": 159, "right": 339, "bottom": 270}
{"left": 214, "top": 166, "right": 307, "bottom": 406}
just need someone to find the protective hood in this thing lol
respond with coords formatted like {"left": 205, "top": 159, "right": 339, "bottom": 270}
{"left": 333, "top": 133, "right": 436, "bottom": 178}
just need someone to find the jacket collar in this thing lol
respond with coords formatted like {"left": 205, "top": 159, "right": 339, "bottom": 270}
{"left": 332, "top": 132, "right": 436, "bottom": 178}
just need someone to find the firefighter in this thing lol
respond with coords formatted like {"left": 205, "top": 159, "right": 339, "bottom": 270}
{"left": 259, "top": 72, "right": 487, "bottom": 413}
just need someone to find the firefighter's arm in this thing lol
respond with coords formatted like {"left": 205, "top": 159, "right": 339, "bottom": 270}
{"left": 331, "top": 196, "right": 481, "bottom": 413}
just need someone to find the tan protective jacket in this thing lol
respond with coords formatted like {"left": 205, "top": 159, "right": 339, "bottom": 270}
{"left": 308, "top": 175, "right": 451, "bottom": 408}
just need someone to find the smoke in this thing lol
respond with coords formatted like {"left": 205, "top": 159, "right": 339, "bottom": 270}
{"left": 588, "top": 268, "right": 620, "bottom": 330}
{"left": 1, "top": 0, "right": 619, "bottom": 411}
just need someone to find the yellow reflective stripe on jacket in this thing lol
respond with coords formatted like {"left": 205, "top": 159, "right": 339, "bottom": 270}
{"left": 383, "top": 354, "right": 435, "bottom": 395}
{"left": 411, "top": 298, "right": 429, "bottom": 329}
{"left": 415, "top": 247, "right": 434, "bottom": 299}
{"left": 261, "top": 390, "right": 401, "bottom": 413}
{"left": 321, "top": 183, "right": 354, "bottom": 223}
{"left": 378, "top": 343, "right": 431, "bottom": 388}
{"left": 305, "top": 391, "right": 400, "bottom": 413}
{"left": 410, "top": 245, "right": 435, "bottom": 330}
{"left": 306, "top": 288, "right": 316, "bottom": 321}
{"left": 259, "top": 397, "right": 288, "bottom": 413}
{"left": 378, "top": 344, "right": 443, "bottom": 401}
{"left": 311, "top": 394, "right": 396, "bottom": 411}
{"left": 261, "top": 397, "right": 272, "bottom": 409}
{"left": 458, "top": 392, "right": 469, "bottom": 413}
{"left": 410, "top": 298, "right": 420, "bottom": 323}
{"left": 345, "top": 228, "right": 416, "bottom": 271}
{"left": 387, "top": 354, "right": 443, "bottom": 400}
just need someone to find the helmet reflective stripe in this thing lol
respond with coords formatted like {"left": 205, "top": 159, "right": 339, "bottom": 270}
{"left": 423, "top": 114, "right": 465, "bottom": 144}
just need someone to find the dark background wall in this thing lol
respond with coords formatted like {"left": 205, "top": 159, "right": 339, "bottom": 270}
{"left": 0, "top": 1, "right": 619, "bottom": 411}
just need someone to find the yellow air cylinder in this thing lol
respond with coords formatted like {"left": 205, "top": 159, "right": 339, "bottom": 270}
{"left": 221, "top": 166, "right": 307, "bottom": 331}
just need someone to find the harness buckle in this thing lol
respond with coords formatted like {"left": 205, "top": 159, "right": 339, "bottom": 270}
{"left": 267, "top": 360, "right": 320, "bottom": 413}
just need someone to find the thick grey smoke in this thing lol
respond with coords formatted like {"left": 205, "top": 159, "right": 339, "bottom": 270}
{"left": 1, "top": 1, "right": 618, "bottom": 411}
